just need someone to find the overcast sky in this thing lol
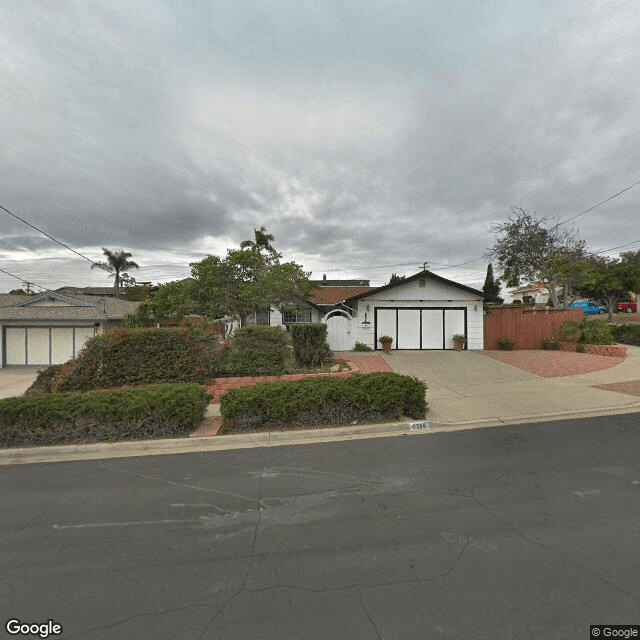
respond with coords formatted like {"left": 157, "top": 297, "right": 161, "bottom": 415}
{"left": 1, "top": 0, "right": 639, "bottom": 295}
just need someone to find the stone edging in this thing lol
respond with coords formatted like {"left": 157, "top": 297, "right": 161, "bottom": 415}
{"left": 204, "top": 361, "right": 360, "bottom": 400}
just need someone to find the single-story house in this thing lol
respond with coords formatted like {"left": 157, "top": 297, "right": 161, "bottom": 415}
{"left": 0, "top": 291, "right": 142, "bottom": 367}
{"left": 244, "top": 269, "right": 485, "bottom": 351}
{"left": 510, "top": 282, "right": 550, "bottom": 305}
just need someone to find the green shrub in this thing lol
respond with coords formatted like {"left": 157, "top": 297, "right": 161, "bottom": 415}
{"left": 353, "top": 342, "right": 373, "bottom": 352}
{"left": 219, "top": 372, "right": 427, "bottom": 432}
{"left": 223, "top": 325, "right": 289, "bottom": 376}
{"left": 611, "top": 323, "right": 640, "bottom": 346}
{"left": 291, "top": 323, "right": 333, "bottom": 366}
{"left": 558, "top": 318, "right": 613, "bottom": 345}
{"left": 26, "top": 326, "right": 290, "bottom": 394}
{"left": 0, "top": 383, "right": 208, "bottom": 448}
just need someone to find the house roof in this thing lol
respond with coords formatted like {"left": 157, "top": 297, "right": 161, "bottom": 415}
{"left": 309, "top": 286, "right": 375, "bottom": 305}
{"left": 341, "top": 269, "right": 485, "bottom": 304}
{"left": 309, "top": 279, "right": 370, "bottom": 287}
{"left": 509, "top": 282, "right": 548, "bottom": 294}
{"left": 0, "top": 292, "right": 142, "bottom": 321}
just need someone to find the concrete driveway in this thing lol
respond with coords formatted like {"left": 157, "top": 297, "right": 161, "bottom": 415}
{"left": 0, "top": 368, "right": 39, "bottom": 399}
{"left": 379, "top": 348, "right": 640, "bottom": 426}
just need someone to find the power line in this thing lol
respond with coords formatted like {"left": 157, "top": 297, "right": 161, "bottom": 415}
{"left": 0, "top": 266, "right": 55, "bottom": 293}
{"left": 0, "top": 203, "right": 113, "bottom": 274}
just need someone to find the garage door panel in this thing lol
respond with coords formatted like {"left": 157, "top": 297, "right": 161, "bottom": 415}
{"left": 397, "top": 310, "right": 420, "bottom": 349}
{"left": 74, "top": 327, "right": 95, "bottom": 356}
{"left": 444, "top": 309, "right": 465, "bottom": 349}
{"left": 421, "top": 310, "right": 444, "bottom": 349}
{"left": 376, "top": 309, "right": 397, "bottom": 350}
{"left": 27, "top": 328, "right": 50, "bottom": 365}
{"left": 5, "top": 328, "right": 26, "bottom": 365}
{"left": 51, "top": 328, "right": 74, "bottom": 364}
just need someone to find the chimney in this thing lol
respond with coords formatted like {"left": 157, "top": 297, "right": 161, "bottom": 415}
{"left": 323, "top": 274, "right": 326, "bottom": 282}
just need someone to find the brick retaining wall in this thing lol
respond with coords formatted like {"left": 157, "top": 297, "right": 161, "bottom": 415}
{"left": 556, "top": 342, "right": 627, "bottom": 357}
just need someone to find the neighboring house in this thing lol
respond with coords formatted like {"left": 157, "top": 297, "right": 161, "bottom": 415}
{"left": 243, "top": 270, "right": 485, "bottom": 351}
{"left": 0, "top": 291, "right": 142, "bottom": 367}
{"left": 56, "top": 283, "right": 153, "bottom": 298}
{"left": 510, "top": 282, "right": 550, "bottom": 305}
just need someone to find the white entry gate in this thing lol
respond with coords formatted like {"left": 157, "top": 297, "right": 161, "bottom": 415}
{"left": 325, "top": 311, "right": 352, "bottom": 351}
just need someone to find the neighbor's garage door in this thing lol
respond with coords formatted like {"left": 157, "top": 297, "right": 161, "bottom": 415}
{"left": 3, "top": 327, "right": 95, "bottom": 366}
{"left": 375, "top": 307, "right": 466, "bottom": 350}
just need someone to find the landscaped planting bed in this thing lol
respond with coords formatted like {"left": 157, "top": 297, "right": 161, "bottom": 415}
{"left": 25, "top": 325, "right": 290, "bottom": 394}
{"left": 1, "top": 383, "right": 209, "bottom": 448}
{"left": 219, "top": 372, "right": 427, "bottom": 433}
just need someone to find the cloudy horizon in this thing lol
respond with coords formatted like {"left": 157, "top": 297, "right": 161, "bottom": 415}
{"left": 2, "top": 0, "right": 639, "bottom": 296}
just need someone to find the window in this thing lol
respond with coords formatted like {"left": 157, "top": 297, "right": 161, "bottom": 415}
{"left": 246, "top": 309, "right": 270, "bottom": 325}
{"left": 282, "top": 310, "right": 312, "bottom": 324}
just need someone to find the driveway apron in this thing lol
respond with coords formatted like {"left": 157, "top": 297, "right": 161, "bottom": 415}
{"left": 379, "top": 349, "right": 640, "bottom": 425}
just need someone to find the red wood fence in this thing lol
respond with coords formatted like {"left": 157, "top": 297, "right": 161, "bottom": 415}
{"left": 484, "top": 306, "right": 583, "bottom": 350}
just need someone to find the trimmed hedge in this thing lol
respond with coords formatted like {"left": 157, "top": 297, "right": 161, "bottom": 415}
{"left": 611, "top": 323, "right": 640, "bottom": 346}
{"left": 219, "top": 372, "right": 427, "bottom": 432}
{"left": 291, "top": 323, "right": 333, "bottom": 366}
{"left": 1, "top": 383, "right": 209, "bottom": 448}
{"left": 26, "top": 326, "right": 289, "bottom": 393}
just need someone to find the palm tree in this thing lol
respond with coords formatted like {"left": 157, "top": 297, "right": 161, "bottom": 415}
{"left": 91, "top": 247, "right": 139, "bottom": 298}
{"left": 240, "top": 226, "right": 278, "bottom": 257}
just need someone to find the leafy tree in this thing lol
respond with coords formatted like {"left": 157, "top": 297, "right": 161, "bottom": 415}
{"left": 575, "top": 253, "right": 640, "bottom": 321}
{"left": 482, "top": 264, "right": 502, "bottom": 303}
{"left": 387, "top": 273, "right": 406, "bottom": 285}
{"left": 240, "top": 226, "right": 278, "bottom": 258}
{"left": 487, "top": 206, "right": 586, "bottom": 307}
{"left": 8, "top": 288, "right": 29, "bottom": 295}
{"left": 91, "top": 247, "right": 139, "bottom": 298}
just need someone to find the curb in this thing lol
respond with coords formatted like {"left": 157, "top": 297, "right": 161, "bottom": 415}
{"left": 2, "top": 401, "right": 640, "bottom": 467}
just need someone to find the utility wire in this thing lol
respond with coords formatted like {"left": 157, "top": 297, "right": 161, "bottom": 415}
{"left": 0, "top": 203, "right": 114, "bottom": 274}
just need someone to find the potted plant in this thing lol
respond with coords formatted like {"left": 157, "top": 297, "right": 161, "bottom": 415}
{"left": 498, "top": 336, "right": 514, "bottom": 351}
{"left": 452, "top": 334, "right": 466, "bottom": 351}
{"left": 378, "top": 335, "right": 393, "bottom": 353}
{"left": 542, "top": 336, "right": 558, "bottom": 350}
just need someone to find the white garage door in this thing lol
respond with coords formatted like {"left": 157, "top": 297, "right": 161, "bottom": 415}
{"left": 3, "top": 326, "right": 95, "bottom": 366}
{"left": 375, "top": 308, "right": 466, "bottom": 350}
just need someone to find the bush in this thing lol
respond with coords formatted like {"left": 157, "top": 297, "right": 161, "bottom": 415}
{"left": 291, "top": 323, "right": 333, "bottom": 366}
{"left": 0, "top": 383, "right": 209, "bottom": 448}
{"left": 611, "top": 323, "right": 640, "bottom": 346}
{"left": 558, "top": 318, "right": 613, "bottom": 345}
{"left": 219, "top": 372, "right": 427, "bottom": 432}
{"left": 353, "top": 342, "right": 373, "bottom": 352}
{"left": 25, "top": 326, "right": 289, "bottom": 394}
{"left": 223, "top": 325, "right": 290, "bottom": 376}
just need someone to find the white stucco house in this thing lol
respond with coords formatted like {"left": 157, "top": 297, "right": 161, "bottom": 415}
{"left": 245, "top": 270, "right": 485, "bottom": 351}
{"left": 509, "top": 282, "right": 550, "bottom": 305}
{"left": 0, "top": 291, "right": 141, "bottom": 367}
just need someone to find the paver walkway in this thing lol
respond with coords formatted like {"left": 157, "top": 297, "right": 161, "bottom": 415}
{"left": 481, "top": 350, "right": 625, "bottom": 378}
{"left": 595, "top": 380, "right": 640, "bottom": 397}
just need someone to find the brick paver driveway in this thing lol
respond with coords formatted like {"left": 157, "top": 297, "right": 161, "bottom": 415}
{"left": 481, "top": 350, "right": 625, "bottom": 377}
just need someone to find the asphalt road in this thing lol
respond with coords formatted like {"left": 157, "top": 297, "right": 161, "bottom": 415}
{"left": 2, "top": 415, "right": 640, "bottom": 640}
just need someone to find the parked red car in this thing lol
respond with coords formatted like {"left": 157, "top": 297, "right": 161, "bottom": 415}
{"left": 617, "top": 302, "right": 637, "bottom": 312}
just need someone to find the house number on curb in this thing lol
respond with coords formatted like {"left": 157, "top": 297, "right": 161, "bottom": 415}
{"left": 410, "top": 421, "right": 430, "bottom": 430}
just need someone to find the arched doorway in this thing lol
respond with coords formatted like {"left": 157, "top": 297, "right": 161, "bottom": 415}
{"left": 324, "top": 310, "right": 352, "bottom": 351}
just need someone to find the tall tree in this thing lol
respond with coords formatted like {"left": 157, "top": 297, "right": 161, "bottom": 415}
{"left": 482, "top": 264, "right": 502, "bottom": 302}
{"left": 576, "top": 252, "right": 640, "bottom": 321}
{"left": 240, "top": 226, "right": 278, "bottom": 258}
{"left": 91, "top": 247, "right": 139, "bottom": 298}
{"left": 487, "top": 205, "right": 587, "bottom": 307}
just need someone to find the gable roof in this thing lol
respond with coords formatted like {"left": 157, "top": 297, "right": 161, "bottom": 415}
{"left": 310, "top": 279, "right": 370, "bottom": 287}
{"left": 309, "top": 286, "right": 375, "bottom": 305}
{"left": 0, "top": 293, "right": 141, "bottom": 321}
{"left": 342, "top": 269, "right": 485, "bottom": 303}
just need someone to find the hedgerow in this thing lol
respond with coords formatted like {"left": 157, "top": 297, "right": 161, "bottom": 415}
{"left": 219, "top": 372, "right": 427, "bottom": 433}
{"left": 0, "top": 383, "right": 208, "bottom": 448}
{"left": 26, "top": 326, "right": 289, "bottom": 393}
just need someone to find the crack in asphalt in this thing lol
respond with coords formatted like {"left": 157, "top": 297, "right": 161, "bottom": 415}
{"left": 468, "top": 466, "right": 640, "bottom": 604}
{"left": 64, "top": 603, "right": 212, "bottom": 639}
{"left": 1, "top": 466, "right": 93, "bottom": 548}
{"left": 354, "top": 585, "right": 382, "bottom": 640}
{"left": 192, "top": 448, "right": 267, "bottom": 640}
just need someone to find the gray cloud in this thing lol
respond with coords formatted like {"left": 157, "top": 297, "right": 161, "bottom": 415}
{"left": 1, "top": 0, "right": 639, "bottom": 293}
